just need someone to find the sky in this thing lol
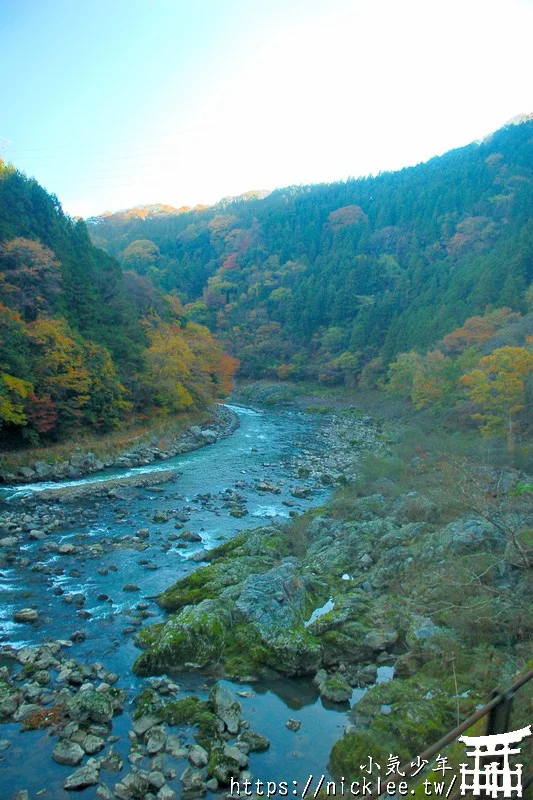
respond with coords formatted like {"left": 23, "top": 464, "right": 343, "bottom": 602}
{"left": 2, "top": 0, "right": 532, "bottom": 218}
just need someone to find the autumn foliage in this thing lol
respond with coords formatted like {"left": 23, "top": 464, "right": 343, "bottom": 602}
{"left": 385, "top": 308, "right": 533, "bottom": 447}
{"left": 0, "top": 162, "right": 239, "bottom": 447}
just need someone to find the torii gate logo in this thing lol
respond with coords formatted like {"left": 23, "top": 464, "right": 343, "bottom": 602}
{"left": 459, "top": 726, "right": 531, "bottom": 797}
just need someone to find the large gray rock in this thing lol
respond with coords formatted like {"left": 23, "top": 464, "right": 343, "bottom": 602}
{"left": 66, "top": 689, "right": 114, "bottom": 723}
{"left": 132, "top": 713, "right": 159, "bottom": 736}
{"left": 64, "top": 762, "right": 100, "bottom": 790}
{"left": 52, "top": 740, "right": 85, "bottom": 766}
{"left": 209, "top": 684, "right": 242, "bottom": 735}
{"left": 188, "top": 744, "right": 209, "bottom": 768}
{"left": 146, "top": 725, "right": 167, "bottom": 755}
{"left": 234, "top": 559, "right": 306, "bottom": 635}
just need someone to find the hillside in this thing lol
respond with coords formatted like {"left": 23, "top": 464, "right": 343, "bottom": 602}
{"left": 0, "top": 162, "right": 237, "bottom": 449}
{"left": 89, "top": 120, "right": 533, "bottom": 383}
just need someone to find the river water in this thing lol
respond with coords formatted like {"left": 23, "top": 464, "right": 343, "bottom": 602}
{"left": 0, "top": 406, "right": 386, "bottom": 799}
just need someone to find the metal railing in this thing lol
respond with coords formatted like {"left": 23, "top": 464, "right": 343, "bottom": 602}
{"left": 370, "top": 668, "right": 533, "bottom": 799}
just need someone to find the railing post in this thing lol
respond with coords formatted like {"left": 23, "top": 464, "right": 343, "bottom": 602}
{"left": 486, "top": 688, "right": 514, "bottom": 736}
{"left": 479, "top": 689, "right": 515, "bottom": 799}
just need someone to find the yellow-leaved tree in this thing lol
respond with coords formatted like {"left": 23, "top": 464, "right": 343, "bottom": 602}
{"left": 0, "top": 373, "right": 33, "bottom": 428}
{"left": 143, "top": 324, "right": 196, "bottom": 413}
{"left": 460, "top": 345, "right": 533, "bottom": 447}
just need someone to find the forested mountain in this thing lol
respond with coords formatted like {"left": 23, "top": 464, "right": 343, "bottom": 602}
{"left": 89, "top": 119, "right": 533, "bottom": 384}
{"left": 0, "top": 162, "right": 237, "bottom": 447}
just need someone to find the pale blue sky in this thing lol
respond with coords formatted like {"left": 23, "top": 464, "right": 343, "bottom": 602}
{"left": 2, "top": 0, "right": 532, "bottom": 217}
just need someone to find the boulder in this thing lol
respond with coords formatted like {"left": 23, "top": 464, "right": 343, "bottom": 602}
{"left": 134, "top": 600, "right": 230, "bottom": 674}
{"left": 66, "top": 690, "right": 114, "bottom": 724}
{"left": 178, "top": 530, "right": 203, "bottom": 543}
{"left": 188, "top": 743, "right": 209, "bottom": 767}
{"left": 64, "top": 762, "right": 100, "bottom": 791}
{"left": 146, "top": 725, "right": 168, "bottom": 755}
{"left": 234, "top": 559, "right": 306, "bottom": 636}
{"left": 314, "top": 669, "right": 352, "bottom": 703}
{"left": 52, "top": 740, "right": 85, "bottom": 766}
{"left": 207, "top": 743, "right": 248, "bottom": 785}
{"left": 237, "top": 730, "right": 270, "bottom": 752}
{"left": 209, "top": 684, "right": 242, "bottom": 735}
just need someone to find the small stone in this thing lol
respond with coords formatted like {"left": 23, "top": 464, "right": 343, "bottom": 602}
{"left": 96, "top": 785, "right": 115, "bottom": 800}
{"left": 83, "top": 734, "right": 106, "bottom": 754}
{"left": 146, "top": 726, "right": 167, "bottom": 755}
{"left": 286, "top": 718, "right": 302, "bottom": 731}
{"left": 13, "top": 608, "right": 38, "bottom": 624}
{"left": 158, "top": 787, "right": 176, "bottom": 800}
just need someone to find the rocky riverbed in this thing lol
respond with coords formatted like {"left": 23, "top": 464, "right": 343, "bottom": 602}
{"left": 2, "top": 400, "right": 530, "bottom": 799}
{"left": 0, "top": 403, "right": 389, "bottom": 798}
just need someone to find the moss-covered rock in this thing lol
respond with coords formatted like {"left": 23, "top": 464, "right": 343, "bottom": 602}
{"left": 0, "top": 678, "right": 22, "bottom": 717}
{"left": 160, "top": 696, "right": 209, "bottom": 725}
{"left": 330, "top": 731, "right": 390, "bottom": 779}
{"left": 207, "top": 743, "right": 248, "bottom": 785}
{"left": 133, "top": 687, "right": 162, "bottom": 719}
{"left": 66, "top": 689, "right": 114, "bottom": 724}
{"left": 157, "top": 565, "right": 220, "bottom": 612}
{"left": 314, "top": 670, "right": 353, "bottom": 703}
{"left": 350, "top": 675, "right": 476, "bottom": 758}
{"left": 133, "top": 599, "right": 230, "bottom": 675}
{"left": 194, "top": 711, "right": 223, "bottom": 748}
{"left": 264, "top": 628, "right": 323, "bottom": 675}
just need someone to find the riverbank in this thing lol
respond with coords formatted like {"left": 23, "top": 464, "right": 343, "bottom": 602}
{"left": 0, "top": 405, "right": 239, "bottom": 486}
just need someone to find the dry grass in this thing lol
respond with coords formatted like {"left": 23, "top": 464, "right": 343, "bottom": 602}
{"left": 0, "top": 408, "right": 207, "bottom": 471}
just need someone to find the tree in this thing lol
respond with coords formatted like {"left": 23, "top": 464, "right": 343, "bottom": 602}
{"left": 0, "top": 373, "right": 32, "bottom": 429}
{"left": 121, "top": 239, "right": 160, "bottom": 276}
{"left": 386, "top": 351, "right": 422, "bottom": 398}
{"left": 460, "top": 345, "right": 533, "bottom": 446}
{"left": 142, "top": 324, "right": 195, "bottom": 413}
{"left": 0, "top": 237, "right": 61, "bottom": 321}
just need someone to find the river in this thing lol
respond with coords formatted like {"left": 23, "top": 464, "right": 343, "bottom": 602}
{"left": 0, "top": 405, "right": 389, "bottom": 799}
